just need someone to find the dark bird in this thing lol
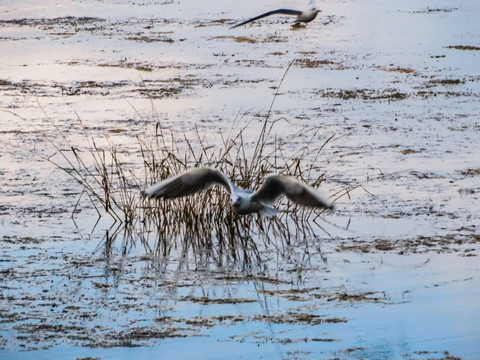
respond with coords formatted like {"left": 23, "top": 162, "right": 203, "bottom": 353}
{"left": 231, "top": 0, "right": 321, "bottom": 29}
{"left": 143, "top": 167, "right": 333, "bottom": 217}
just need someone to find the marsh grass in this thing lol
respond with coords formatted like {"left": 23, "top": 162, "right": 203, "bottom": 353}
{"left": 137, "top": 114, "right": 335, "bottom": 260}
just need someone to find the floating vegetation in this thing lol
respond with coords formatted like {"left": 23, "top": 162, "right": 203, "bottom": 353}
{"left": 337, "top": 234, "right": 480, "bottom": 254}
{"left": 213, "top": 35, "right": 257, "bottom": 43}
{"left": 427, "top": 78, "right": 464, "bottom": 86}
{"left": 316, "top": 88, "right": 408, "bottom": 101}
{"left": 182, "top": 296, "right": 257, "bottom": 304}
{"left": 0, "top": 16, "right": 104, "bottom": 28}
{"left": 375, "top": 65, "right": 417, "bottom": 74}
{"left": 126, "top": 35, "right": 174, "bottom": 43}
{"left": 413, "top": 7, "right": 458, "bottom": 14}
{"left": 459, "top": 168, "right": 480, "bottom": 176}
{"left": 447, "top": 45, "right": 480, "bottom": 51}
{"left": 135, "top": 66, "right": 153, "bottom": 72}
{"left": 295, "top": 58, "right": 344, "bottom": 69}
{"left": 253, "top": 312, "right": 347, "bottom": 325}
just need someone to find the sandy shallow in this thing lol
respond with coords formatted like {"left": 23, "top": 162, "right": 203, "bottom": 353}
{"left": 1, "top": 0, "right": 479, "bottom": 359}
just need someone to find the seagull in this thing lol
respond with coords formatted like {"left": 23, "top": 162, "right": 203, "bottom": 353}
{"left": 143, "top": 168, "right": 333, "bottom": 217}
{"left": 230, "top": 0, "right": 321, "bottom": 29}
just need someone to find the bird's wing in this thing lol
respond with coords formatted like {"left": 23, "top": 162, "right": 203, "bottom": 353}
{"left": 252, "top": 175, "right": 333, "bottom": 209}
{"left": 231, "top": 8, "right": 302, "bottom": 28}
{"left": 143, "top": 168, "right": 233, "bottom": 199}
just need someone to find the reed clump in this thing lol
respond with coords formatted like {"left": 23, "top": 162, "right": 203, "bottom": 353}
{"left": 137, "top": 113, "right": 336, "bottom": 256}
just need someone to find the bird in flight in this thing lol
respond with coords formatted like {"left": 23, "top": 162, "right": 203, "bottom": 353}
{"left": 143, "top": 167, "right": 333, "bottom": 217}
{"left": 230, "top": 0, "right": 321, "bottom": 29}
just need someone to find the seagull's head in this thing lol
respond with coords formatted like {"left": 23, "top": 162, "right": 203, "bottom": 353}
{"left": 230, "top": 189, "right": 255, "bottom": 214}
{"left": 231, "top": 195, "right": 242, "bottom": 209}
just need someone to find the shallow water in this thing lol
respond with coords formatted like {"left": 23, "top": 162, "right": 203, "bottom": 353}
{"left": 1, "top": 0, "right": 479, "bottom": 359}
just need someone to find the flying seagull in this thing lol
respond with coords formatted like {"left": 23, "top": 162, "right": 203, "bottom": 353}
{"left": 143, "top": 168, "right": 333, "bottom": 217}
{"left": 230, "top": 0, "right": 321, "bottom": 29}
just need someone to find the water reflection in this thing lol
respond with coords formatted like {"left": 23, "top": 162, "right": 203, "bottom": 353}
{"left": 99, "top": 203, "right": 331, "bottom": 276}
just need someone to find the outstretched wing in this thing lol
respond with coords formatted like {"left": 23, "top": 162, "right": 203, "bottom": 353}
{"left": 231, "top": 8, "right": 302, "bottom": 28}
{"left": 252, "top": 175, "right": 333, "bottom": 210}
{"left": 143, "top": 168, "right": 233, "bottom": 199}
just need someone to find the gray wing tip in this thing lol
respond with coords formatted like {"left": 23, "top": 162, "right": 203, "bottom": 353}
{"left": 280, "top": 175, "right": 335, "bottom": 210}
{"left": 142, "top": 167, "right": 233, "bottom": 200}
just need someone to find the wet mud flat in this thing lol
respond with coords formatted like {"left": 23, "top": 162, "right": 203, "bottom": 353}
{"left": 1, "top": 0, "right": 480, "bottom": 359}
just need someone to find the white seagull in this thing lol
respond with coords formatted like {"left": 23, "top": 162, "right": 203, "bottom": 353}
{"left": 230, "top": 0, "right": 321, "bottom": 29}
{"left": 143, "top": 168, "right": 333, "bottom": 217}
